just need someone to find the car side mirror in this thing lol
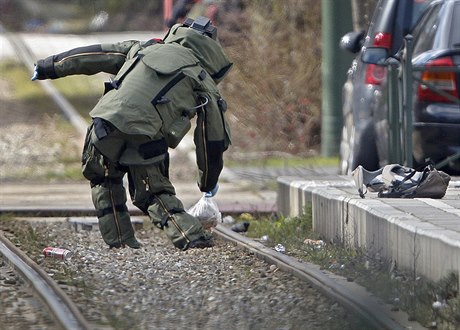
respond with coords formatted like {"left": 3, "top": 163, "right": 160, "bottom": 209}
{"left": 340, "top": 31, "right": 365, "bottom": 54}
{"left": 361, "top": 47, "right": 389, "bottom": 65}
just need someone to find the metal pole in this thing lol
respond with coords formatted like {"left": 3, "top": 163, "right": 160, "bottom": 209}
{"left": 321, "top": 0, "right": 353, "bottom": 157}
{"left": 387, "top": 58, "right": 402, "bottom": 164}
{"left": 402, "top": 35, "right": 414, "bottom": 167}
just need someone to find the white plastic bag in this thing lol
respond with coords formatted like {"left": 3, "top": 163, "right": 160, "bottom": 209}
{"left": 187, "top": 194, "right": 221, "bottom": 229}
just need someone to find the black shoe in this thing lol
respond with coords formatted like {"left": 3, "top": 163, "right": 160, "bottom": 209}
{"left": 187, "top": 236, "right": 214, "bottom": 249}
{"left": 109, "top": 238, "right": 141, "bottom": 249}
{"left": 124, "top": 238, "right": 141, "bottom": 249}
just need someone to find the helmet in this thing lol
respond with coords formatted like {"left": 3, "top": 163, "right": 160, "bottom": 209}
{"left": 182, "top": 16, "right": 217, "bottom": 40}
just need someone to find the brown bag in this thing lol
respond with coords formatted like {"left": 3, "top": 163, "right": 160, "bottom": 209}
{"left": 378, "top": 165, "right": 451, "bottom": 199}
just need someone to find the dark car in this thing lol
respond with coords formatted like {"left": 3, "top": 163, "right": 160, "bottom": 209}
{"left": 339, "top": 0, "right": 435, "bottom": 174}
{"left": 409, "top": 0, "right": 460, "bottom": 173}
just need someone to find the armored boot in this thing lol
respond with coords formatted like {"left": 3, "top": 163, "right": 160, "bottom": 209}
{"left": 147, "top": 193, "right": 213, "bottom": 250}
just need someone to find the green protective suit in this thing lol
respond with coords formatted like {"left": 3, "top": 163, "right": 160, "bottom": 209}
{"left": 35, "top": 24, "right": 233, "bottom": 250}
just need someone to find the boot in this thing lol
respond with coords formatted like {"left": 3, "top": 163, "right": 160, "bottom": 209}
{"left": 148, "top": 194, "right": 213, "bottom": 250}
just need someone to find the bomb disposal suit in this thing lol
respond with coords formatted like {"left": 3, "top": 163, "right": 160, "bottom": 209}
{"left": 32, "top": 17, "right": 232, "bottom": 250}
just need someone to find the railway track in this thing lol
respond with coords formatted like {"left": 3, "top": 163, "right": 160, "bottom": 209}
{"left": 0, "top": 232, "right": 90, "bottom": 329}
{"left": 0, "top": 217, "right": 420, "bottom": 330}
{"left": 0, "top": 32, "right": 425, "bottom": 330}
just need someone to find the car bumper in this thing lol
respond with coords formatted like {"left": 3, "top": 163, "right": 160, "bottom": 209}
{"left": 415, "top": 103, "right": 460, "bottom": 124}
{"left": 413, "top": 121, "right": 460, "bottom": 170}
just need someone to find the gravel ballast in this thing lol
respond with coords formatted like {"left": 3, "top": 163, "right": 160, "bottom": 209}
{"left": 2, "top": 218, "right": 369, "bottom": 330}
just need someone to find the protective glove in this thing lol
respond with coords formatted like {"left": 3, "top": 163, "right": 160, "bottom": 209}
{"left": 31, "top": 64, "right": 42, "bottom": 81}
{"left": 204, "top": 184, "right": 219, "bottom": 198}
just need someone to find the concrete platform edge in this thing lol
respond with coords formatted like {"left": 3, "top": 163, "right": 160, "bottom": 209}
{"left": 277, "top": 176, "right": 460, "bottom": 285}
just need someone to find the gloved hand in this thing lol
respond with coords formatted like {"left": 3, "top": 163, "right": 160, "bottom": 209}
{"left": 31, "top": 64, "right": 42, "bottom": 81}
{"left": 204, "top": 184, "right": 219, "bottom": 198}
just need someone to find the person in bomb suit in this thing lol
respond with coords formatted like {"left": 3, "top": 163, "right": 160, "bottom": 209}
{"left": 31, "top": 17, "right": 232, "bottom": 250}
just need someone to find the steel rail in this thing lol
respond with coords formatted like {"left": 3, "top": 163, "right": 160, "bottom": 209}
{"left": 0, "top": 232, "right": 90, "bottom": 330}
{"left": 213, "top": 224, "right": 425, "bottom": 330}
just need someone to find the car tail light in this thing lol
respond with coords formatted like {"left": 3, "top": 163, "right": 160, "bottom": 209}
{"left": 365, "top": 32, "right": 392, "bottom": 85}
{"left": 417, "top": 57, "right": 459, "bottom": 103}
{"left": 365, "top": 64, "right": 387, "bottom": 84}
{"left": 373, "top": 32, "right": 392, "bottom": 48}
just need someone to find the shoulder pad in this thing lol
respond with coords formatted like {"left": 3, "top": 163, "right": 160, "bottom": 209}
{"left": 140, "top": 43, "right": 199, "bottom": 75}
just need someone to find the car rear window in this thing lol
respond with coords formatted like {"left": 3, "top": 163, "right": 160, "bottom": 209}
{"left": 412, "top": 0, "right": 434, "bottom": 28}
{"left": 370, "top": 0, "right": 434, "bottom": 34}
{"left": 366, "top": 0, "right": 437, "bottom": 53}
{"left": 412, "top": 0, "right": 436, "bottom": 26}
{"left": 412, "top": 3, "right": 443, "bottom": 56}
{"left": 451, "top": 3, "right": 460, "bottom": 47}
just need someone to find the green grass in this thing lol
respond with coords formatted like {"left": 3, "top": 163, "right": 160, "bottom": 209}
{"left": 244, "top": 205, "right": 317, "bottom": 244}
{"left": 1, "top": 59, "right": 104, "bottom": 118}
{"left": 44, "top": 164, "right": 83, "bottom": 181}
{"left": 0, "top": 60, "right": 102, "bottom": 99}
{"left": 52, "top": 73, "right": 105, "bottom": 118}
{"left": 0, "top": 60, "right": 63, "bottom": 117}
{"left": 0, "top": 60, "right": 95, "bottom": 182}
{"left": 226, "top": 156, "right": 339, "bottom": 169}
{"left": 0, "top": 215, "right": 50, "bottom": 258}
{"left": 52, "top": 73, "right": 104, "bottom": 96}
{"left": 0, "top": 60, "right": 44, "bottom": 99}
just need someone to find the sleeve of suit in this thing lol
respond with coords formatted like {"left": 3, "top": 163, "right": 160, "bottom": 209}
{"left": 34, "top": 40, "right": 140, "bottom": 79}
{"left": 194, "top": 91, "right": 231, "bottom": 193}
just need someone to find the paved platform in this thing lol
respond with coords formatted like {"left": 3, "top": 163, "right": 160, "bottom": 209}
{"left": 0, "top": 180, "right": 277, "bottom": 216}
{"left": 278, "top": 174, "right": 460, "bottom": 285}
